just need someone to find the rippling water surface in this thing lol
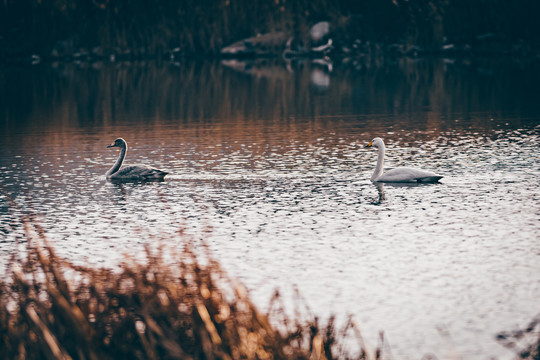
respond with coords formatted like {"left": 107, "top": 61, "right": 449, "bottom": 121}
{"left": 1, "top": 58, "right": 539, "bottom": 359}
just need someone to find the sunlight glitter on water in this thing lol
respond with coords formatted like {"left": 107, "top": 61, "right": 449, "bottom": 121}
{"left": 1, "top": 124, "right": 538, "bottom": 359}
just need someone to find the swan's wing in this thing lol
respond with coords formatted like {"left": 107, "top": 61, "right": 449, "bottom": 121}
{"left": 115, "top": 164, "right": 168, "bottom": 180}
{"left": 377, "top": 167, "right": 442, "bottom": 183}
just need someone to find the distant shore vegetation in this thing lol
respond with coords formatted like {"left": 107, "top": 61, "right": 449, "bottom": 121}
{"left": 1, "top": 0, "right": 539, "bottom": 63}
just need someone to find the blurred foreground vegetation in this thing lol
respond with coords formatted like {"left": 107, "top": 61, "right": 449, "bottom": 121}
{"left": 1, "top": 217, "right": 539, "bottom": 359}
{"left": 1, "top": 0, "right": 539, "bottom": 61}
{"left": 0, "top": 219, "right": 381, "bottom": 359}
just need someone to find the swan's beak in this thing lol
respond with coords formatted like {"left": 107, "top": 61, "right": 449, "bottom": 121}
{"left": 365, "top": 141, "right": 373, "bottom": 148}
{"left": 107, "top": 143, "right": 115, "bottom": 148}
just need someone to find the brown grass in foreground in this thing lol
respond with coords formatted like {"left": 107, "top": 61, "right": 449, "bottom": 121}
{"left": 1, "top": 218, "right": 538, "bottom": 360}
{"left": 0, "top": 219, "right": 377, "bottom": 360}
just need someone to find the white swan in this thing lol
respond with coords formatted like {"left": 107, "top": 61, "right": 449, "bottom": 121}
{"left": 106, "top": 138, "right": 168, "bottom": 181}
{"left": 365, "top": 137, "right": 443, "bottom": 183}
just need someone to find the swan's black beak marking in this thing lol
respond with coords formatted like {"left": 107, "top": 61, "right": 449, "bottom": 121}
{"left": 107, "top": 143, "right": 115, "bottom": 148}
{"left": 365, "top": 141, "right": 373, "bottom": 148}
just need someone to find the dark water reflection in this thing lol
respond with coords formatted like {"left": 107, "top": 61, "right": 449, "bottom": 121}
{"left": 1, "top": 58, "right": 539, "bottom": 359}
{"left": 2, "top": 57, "right": 539, "bottom": 134}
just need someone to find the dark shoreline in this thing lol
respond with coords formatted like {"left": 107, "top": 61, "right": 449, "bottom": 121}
{"left": 2, "top": 42, "right": 539, "bottom": 67}
{"left": 2, "top": 0, "right": 539, "bottom": 65}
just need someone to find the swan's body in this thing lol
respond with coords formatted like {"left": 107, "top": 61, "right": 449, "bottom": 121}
{"left": 365, "top": 137, "right": 442, "bottom": 183}
{"left": 106, "top": 138, "right": 168, "bottom": 181}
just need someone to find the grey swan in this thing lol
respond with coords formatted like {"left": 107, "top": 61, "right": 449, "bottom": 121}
{"left": 106, "top": 138, "right": 168, "bottom": 181}
{"left": 365, "top": 137, "right": 443, "bottom": 183}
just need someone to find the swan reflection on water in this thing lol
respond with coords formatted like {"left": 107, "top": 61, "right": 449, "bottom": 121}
{"left": 106, "top": 138, "right": 168, "bottom": 182}
{"left": 372, "top": 182, "right": 385, "bottom": 205}
{"left": 370, "top": 180, "right": 444, "bottom": 205}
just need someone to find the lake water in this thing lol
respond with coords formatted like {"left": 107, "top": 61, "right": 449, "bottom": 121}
{"left": 1, "top": 57, "right": 539, "bottom": 359}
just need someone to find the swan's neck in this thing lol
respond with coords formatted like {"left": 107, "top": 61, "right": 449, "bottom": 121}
{"left": 372, "top": 145, "right": 385, "bottom": 181}
{"left": 106, "top": 144, "right": 126, "bottom": 177}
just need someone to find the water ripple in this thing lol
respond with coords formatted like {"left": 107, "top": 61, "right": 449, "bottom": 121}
{"left": 0, "top": 125, "right": 539, "bottom": 359}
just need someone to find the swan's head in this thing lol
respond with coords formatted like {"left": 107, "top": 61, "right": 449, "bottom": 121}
{"left": 107, "top": 138, "right": 126, "bottom": 148}
{"left": 365, "top": 137, "right": 385, "bottom": 149}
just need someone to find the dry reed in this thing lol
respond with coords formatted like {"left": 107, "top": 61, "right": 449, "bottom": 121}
{"left": 0, "top": 205, "right": 538, "bottom": 359}
{"left": 0, "top": 218, "right": 378, "bottom": 360}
